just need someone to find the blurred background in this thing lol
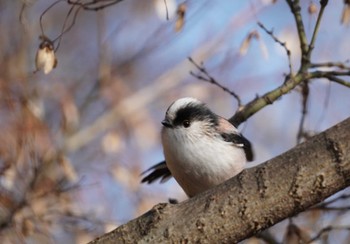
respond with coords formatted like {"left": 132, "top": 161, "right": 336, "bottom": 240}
{"left": 0, "top": 0, "right": 350, "bottom": 243}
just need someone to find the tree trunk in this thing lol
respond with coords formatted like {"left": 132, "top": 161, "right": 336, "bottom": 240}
{"left": 90, "top": 117, "right": 350, "bottom": 243}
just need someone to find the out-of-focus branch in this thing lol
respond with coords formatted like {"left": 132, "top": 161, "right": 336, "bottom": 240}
{"left": 67, "top": 0, "right": 123, "bottom": 11}
{"left": 308, "top": 226, "right": 350, "bottom": 243}
{"left": 64, "top": 62, "right": 188, "bottom": 152}
{"left": 255, "top": 230, "right": 280, "bottom": 244}
{"left": 310, "top": 62, "right": 350, "bottom": 69}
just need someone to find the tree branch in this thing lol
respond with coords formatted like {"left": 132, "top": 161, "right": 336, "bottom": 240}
{"left": 286, "top": 0, "right": 309, "bottom": 67}
{"left": 229, "top": 73, "right": 305, "bottom": 126}
{"left": 90, "top": 117, "right": 350, "bottom": 243}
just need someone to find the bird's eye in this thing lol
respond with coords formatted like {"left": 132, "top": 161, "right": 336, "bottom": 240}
{"left": 183, "top": 120, "right": 191, "bottom": 128}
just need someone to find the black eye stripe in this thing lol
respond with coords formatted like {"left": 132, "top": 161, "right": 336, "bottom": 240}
{"left": 173, "top": 103, "right": 218, "bottom": 127}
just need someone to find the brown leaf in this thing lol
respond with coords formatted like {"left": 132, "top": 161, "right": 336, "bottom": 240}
{"left": 308, "top": 2, "right": 318, "bottom": 15}
{"left": 239, "top": 31, "right": 259, "bottom": 56}
{"left": 341, "top": 2, "right": 350, "bottom": 26}
{"left": 175, "top": 3, "right": 186, "bottom": 32}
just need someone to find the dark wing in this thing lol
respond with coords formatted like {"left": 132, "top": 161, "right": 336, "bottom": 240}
{"left": 221, "top": 132, "right": 254, "bottom": 162}
{"left": 217, "top": 117, "right": 254, "bottom": 162}
{"left": 141, "top": 161, "right": 172, "bottom": 184}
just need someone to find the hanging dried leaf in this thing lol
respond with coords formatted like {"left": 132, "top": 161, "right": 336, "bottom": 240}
{"left": 308, "top": 2, "right": 318, "bottom": 15}
{"left": 175, "top": 3, "right": 186, "bottom": 32}
{"left": 239, "top": 31, "right": 259, "bottom": 56}
{"left": 35, "top": 36, "right": 57, "bottom": 74}
{"left": 341, "top": 0, "right": 350, "bottom": 25}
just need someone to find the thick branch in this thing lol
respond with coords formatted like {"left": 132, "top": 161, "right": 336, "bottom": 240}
{"left": 229, "top": 73, "right": 304, "bottom": 126}
{"left": 90, "top": 117, "right": 350, "bottom": 243}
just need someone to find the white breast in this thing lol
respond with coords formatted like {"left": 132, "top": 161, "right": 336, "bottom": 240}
{"left": 161, "top": 121, "right": 246, "bottom": 197}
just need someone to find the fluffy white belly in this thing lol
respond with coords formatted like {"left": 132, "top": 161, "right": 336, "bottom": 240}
{"left": 163, "top": 134, "right": 246, "bottom": 197}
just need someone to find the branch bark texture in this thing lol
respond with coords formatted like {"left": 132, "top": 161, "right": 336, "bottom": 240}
{"left": 91, "top": 117, "right": 350, "bottom": 243}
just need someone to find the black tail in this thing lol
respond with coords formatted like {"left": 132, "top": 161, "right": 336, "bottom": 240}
{"left": 141, "top": 161, "right": 172, "bottom": 184}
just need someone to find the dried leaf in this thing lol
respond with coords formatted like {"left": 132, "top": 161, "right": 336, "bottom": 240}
{"left": 341, "top": 1, "right": 350, "bottom": 26}
{"left": 35, "top": 36, "right": 57, "bottom": 74}
{"left": 175, "top": 3, "right": 186, "bottom": 32}
{"left": 308, "top": 2, "right": 318, "bottom": 15}
{"left": 239, "top": 31, "right": 259, "bottom": 56}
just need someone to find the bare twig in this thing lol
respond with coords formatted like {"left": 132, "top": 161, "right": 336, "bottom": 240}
{"left": 53, "top": 5, "right": 82, "bottom": 51}
{"left": 297, "top": 81, "right": 310, "bottom": 143}
{"left": 188, "top": 57, "right": 242, "bottom": 108}
{"left": 39, "top": 0, "right": 65, "bottom": 37}
{"left": 257, "top": 21, "right": 293, "bottom": 74}
{"left": 163, "top": 0, "right": 169, "bottom": 20}
{"left": 310, "top": 71, "right": 350, "bottom": 87}
{"left": 307, "top": 0, "right": 328, "bottom": 61}
{"left": 67, "top": 0, "right": 123, "bottom": 11}
{"left": 310, "top": 62, "right": 350, "bottom": 70}
{"left": 307, "top": 226, "right": 350, "bottom": 243}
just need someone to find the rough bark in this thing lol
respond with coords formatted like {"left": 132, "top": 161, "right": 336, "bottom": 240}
{"left": 90, "top": 117, "right": 350, "bottom": 243}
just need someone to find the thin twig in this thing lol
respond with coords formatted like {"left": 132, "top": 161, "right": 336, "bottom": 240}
{"left": 307, "top": 0, "right": 328, "bottom": 60}
{"left": 53, "top": 5, "right": 82, "bottom": 51}
{"left": 40, "top": 0, "right": 65, "bottom": 37}
{"left": 307, "top": 226, "right": 350, "bottom": 243}
{"left": 67, "top": 0, "right": 123, "bottom": 11}
{"left": 297, "top": 81, "right": 309, "bottom": 144}
{"left": 163, "top": 0, "right": 169, "bottom": 20}
{"left": 258, "top": 21, "right": 293, "bottom": 74}
{"left": 310, "top": 71, "right": 350, "bottom": 87}
{"left": 310, "top": 62, "right": 350, "bottom": 70}
{"left": 188, "top": 57, "right": 242, "bottom": 108}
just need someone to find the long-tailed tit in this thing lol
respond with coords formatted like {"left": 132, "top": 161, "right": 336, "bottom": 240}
{"left": 141, "top": 97, "right": 253, "bottom": 197}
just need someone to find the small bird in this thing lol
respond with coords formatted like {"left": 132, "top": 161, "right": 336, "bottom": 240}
{"left": 141, "top": 97, "right": 253, "bottom": 197}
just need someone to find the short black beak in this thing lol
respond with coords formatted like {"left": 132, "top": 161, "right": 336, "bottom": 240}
{"left": 161, "top": 119, "right": 172, "bottom": 128}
